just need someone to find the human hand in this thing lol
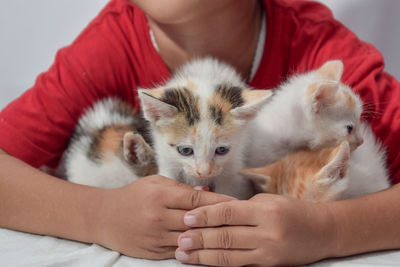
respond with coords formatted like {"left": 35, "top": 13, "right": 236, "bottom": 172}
{"left": 93, "top": 175, "right": 235, "bottom": 259}
{"left": 175, "top": 193, "right": 335, "bottom": 266}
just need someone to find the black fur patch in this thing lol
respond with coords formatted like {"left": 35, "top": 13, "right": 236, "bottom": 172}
{"left": 160, "top": 88, "right": 200, "bottom": 125}
{"left": 86, "top": 128, "right": 105, "bottom": 162}
{"left": 215, "top": 85, "right": 244, "bottom": 109}
{"left": 209, "top": 105, "right": 223, "bottom": 125}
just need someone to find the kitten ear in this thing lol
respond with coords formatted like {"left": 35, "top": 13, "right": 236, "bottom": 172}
{"left": 138, "top": 88, "right": 178, "bottom": 124}
{"left": 316, "top": 60, "right": 344, "bottom": 81}
{"left": 230, "top": 90, "right": 273, "bottom": 120}
{"left": 239, "top": 168, "right": 271, "bottom": 193}
{"left": 316, "top": 141, "right": 350, "bottom": 181}
{"left": 309, "top": 81, "right": 339, "bottom": 113}
{"left": 123, "top": 132, "right": 155, "bottom": 165}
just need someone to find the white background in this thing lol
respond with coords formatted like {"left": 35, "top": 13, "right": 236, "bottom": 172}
{"left": 1, "top": 0, "right": 399, "bottom": 110}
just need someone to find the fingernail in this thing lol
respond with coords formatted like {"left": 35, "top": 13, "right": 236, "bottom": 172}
{"left": 176, "top": 250, "right": 189, "bottom": 261}
{"left": 179, "top": 237, "right": 193, "bottom": 250}
{"left": 184, "top": 214, "right": 196, "bottom": 226}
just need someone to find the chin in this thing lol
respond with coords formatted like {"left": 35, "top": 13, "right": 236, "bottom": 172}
{"left": 131, "top": 0, "right": 236, "bottom": 24}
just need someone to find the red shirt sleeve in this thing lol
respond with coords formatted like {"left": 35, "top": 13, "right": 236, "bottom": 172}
{"left": 0, "top": 0, "right": 169, "bottom": 168}
{"left": 254, "top": 0, "right": 400, "bottom": 184}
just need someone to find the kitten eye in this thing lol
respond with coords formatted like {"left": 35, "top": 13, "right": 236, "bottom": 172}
{"left": 177, "top": 146, "right": 193, "bottom": 156}
{"left": 346, "top": 125, "right": 353, "bottom": 134}
{"left": 215, "top": 146, "right": 230, "bottom": 155}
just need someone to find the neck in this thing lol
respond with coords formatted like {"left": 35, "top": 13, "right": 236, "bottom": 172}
{"left": 148, "top": 0, "right": 262, "bottom": 80}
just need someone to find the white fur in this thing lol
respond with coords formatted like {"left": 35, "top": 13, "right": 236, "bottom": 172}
{"left": 165, "top": 57, "right": 246, "bottom": 91}
{"left": 67, "top": 152, "right": 141, "bottom": 189}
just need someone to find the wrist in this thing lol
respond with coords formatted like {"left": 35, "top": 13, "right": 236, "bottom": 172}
{"left": 312, "top": 201, "right": 341, "bottom": 260}
{"left": 80, "top": 185, "right": 110, "bottom": 245}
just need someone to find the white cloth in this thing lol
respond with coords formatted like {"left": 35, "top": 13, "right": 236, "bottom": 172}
{"left": 2, "top": 227, "right": 400, "bottom": 267}
{"left": 0, "top": 228, "right": 192, "bottom": 267}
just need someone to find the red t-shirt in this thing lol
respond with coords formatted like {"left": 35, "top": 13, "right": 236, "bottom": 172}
{"left": 1, "top": 0, "right": 399, "bottom": 183}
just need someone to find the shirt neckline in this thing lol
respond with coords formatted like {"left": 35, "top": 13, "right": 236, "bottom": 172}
{"left": 146, "top": 8, "right": 267, "bottom": 83}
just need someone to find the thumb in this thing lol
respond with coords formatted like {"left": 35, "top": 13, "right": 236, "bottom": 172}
{"left": 165, "top": 186, "right": 237, "bottom": 210}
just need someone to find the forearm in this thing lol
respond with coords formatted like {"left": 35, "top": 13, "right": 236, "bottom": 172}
{"left": 327, "top": 184, "right": 400, "bottom": 257}
{"left": 0, "top": 149, "right": 105, "bottom": 244}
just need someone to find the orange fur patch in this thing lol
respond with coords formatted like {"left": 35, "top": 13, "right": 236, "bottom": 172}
{"left": 208, "top": 93, "right": 238, "bottom": 135}
{"left": 97, "top": 124, "right": 134, "bottom": 162}
{"left": 209, "top": 93, "right": 234, "bottom": 116}
{"left": 244, "top": 145, "right": 343, "bottom": 201}
{"left": 159, "top": 114, "right": 191, "bottom": 143}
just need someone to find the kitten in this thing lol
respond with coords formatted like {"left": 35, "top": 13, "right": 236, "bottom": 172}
{"left": 139, "top": 58, "right": 272, "bottom": 199}
{"left": 62, "top": 98, "right": 157, "bottom": 189}
{"left": 241, "top": 123, "right": 390, "bottom": 202}
{"left": 246, "top": 60, "right": 364, "bottom": 168}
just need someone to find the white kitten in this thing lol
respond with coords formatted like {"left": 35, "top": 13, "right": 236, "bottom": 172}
{"left": 246, "top": 60, "right": 364, "bottom": 168}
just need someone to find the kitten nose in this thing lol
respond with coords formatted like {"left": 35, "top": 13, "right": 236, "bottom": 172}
{"left": 196, "top": 164, "right": 212, "bottom": 178}
{"left": 196, "top": 169, "right": 212, "bottom": 178}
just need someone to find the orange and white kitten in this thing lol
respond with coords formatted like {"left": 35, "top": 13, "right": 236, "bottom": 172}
{"left": 139, "top": 58, "right": 272, "bottom": 199}
{"left": 62, "top": 98, "right": 157, "bottom": 189}
{"left": 246, "top": 60, "right": 364, "bottom": 168}
{"left": 242, "top": 123, "right": 390, "bottom": 201}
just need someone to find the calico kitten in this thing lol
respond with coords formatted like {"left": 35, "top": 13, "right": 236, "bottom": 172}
{"left": 139, "top": 57, "right": 272, "bottom": 199}
{"left": 62, "top": 98, "right": 157, "bottom": 189}
{"left": 246, "top": 60, "right": 364, "bottom": 168}
{"left": 242, "top": 123, "right": 390, "bottom": 202}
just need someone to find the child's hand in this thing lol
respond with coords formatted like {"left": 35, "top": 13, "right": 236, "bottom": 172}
{"left": 93, "top": 175, "right": 235, "bottom": 259}
{"left": 175, "top": 193, "right": 335, "bottom": 266}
